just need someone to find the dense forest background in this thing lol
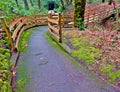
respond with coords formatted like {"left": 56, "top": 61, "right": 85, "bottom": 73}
{"left": 1, "top": 0, "right": 120, "bottom": 20}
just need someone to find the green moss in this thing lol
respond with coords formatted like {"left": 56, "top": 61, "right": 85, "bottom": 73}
{"left": 16, "top": 59, "right": 29, "bottom": 92}
{"left": 0, "top": 46, "right": 12, "bottom": 92}
{"left": 74, "top": 0, "right": 86, "bottom": 28}
{"left": 71, "top": 37, "right": 101, "bottom": 64}
{"left": 108, "top": 70, "right": 120, "bottom": 83}
{"left": 98, "top": 62, "right": 120, "bottom": 83}
{"left": 99, "top": 63, "right": 114, "bottom": 75}
{"left": 18, "top": 28, "right": 34, "bottom": 52}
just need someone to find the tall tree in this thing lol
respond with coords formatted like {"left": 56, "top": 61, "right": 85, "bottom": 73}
{"left": 23, "top": 0, "right": 29, "bottom": 10}
{"left": 102, "top": 0, "right": 105, "bottom": 3}
{"left": 109, "top": 0, "right": 112, "bottom": 5}
{"left": 30, "top": 0, "right": 33, "bottom": 6}
{"left": 38, "top": 0, "right": 41, "bottom": 10}
{"left": 74, "top": 0, "right": 86, "bottom": 28}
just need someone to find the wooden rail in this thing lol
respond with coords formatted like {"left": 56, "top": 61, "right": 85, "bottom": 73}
{"left": 0, "top": 14, "right": 48, "bottom": 52}
{"left": 48, "top": 13, "right": 62, "bottom": 42}
{"left": 60, "top": 3, "right": 120, "bottom": 26}
{"left": 1, "top": 3, "right": 120, "bottom": 50}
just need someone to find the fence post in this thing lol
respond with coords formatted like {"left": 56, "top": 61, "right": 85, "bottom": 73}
{"left": 0, "top": 17, "right": 17, "bottom": 52}
{"left": 48, "top": 13, "right": 52, "bottom": 19}
{"left": 48, "top": 13, "right": 52, "bottom": 31}
{"left": 58, "top": 13, "right": 62, "bottom": 43}
{"left": 34, "top": 13, "right": 37, "bottom": 25}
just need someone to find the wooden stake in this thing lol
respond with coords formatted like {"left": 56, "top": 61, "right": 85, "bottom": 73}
{"left": 0, "top": 17, "right": 17, "bottom": 52}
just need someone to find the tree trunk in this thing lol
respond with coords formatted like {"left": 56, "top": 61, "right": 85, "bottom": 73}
{"left": 15, "top": 0, "right": 19, "bottom": 6}
{"left": 38, "top": 0, "right": 41, "bottom": 10}
{"left": 109, "top": 0, "right": 112, "bottom": 5}
{"left": 74, "top": 0, "right": 86, "bottom": 28}
{"left": 23, "top": 0, "right": 29, "bottom": 10}
{"left": 60, "top": 0, "right": 65, "bottom": 10}
{"left": 102, "top": 0, "right": 105, "bottom": 3}
{"left": 30, "top": 0, "right": 33, "bottom": 6}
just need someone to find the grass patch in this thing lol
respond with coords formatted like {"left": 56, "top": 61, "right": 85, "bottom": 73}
{"left": 16, "top": 59, "right": 29, "bottom": 92}
{"left": 108, "top": 70, "right": 120, "bottom": 83}
{"left": 18, "top": 28, "right": 34, "bottom": 52}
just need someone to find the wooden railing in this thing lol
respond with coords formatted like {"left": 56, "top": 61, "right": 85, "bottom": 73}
{"left": 48, "top": 13, "right": 62, "bottom": 42}
{"left": 47, "top": 13, "right": 74, "bottom": 43}
{"left": 59, "top": 3, "right": 120, "bottom": 26}
{"left": 62, "top": 14, "right": 74, "bottom": 27}
{"left": 0, "top": 14, "right": 48, "bottom": 52}
{"left": 85, "top": 3, "right": 120, "bottom": 25}
{"left": 1, "top": 3, "right": 120, "bottom": 51}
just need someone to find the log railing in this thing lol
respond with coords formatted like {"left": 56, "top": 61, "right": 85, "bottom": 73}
{"left": 85, "top": 3, "right": 120, "bottom": 25}
{"left": 0, "top": 14, "right": 48, "bottom": 52}
{"left": 48, "top": 13, "right": 62, "bottom": 43}
{"left": 1, "top": 3, "right": 120, "bottom": 51}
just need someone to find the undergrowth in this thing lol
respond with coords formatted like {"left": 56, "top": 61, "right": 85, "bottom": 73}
{"left": 64, "top": 29, "right": 120, "bottom": 86}
{"left": 0, "top": 38, "right": 12, "bottom": 92}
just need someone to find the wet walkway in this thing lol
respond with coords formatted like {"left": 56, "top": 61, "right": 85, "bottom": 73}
{"left": 19, "top": 27, "right": 119, "bottom": 92}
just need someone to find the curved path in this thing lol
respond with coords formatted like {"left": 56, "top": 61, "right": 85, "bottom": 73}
{"left": 19, "top": 27, "right": 119, "bottom": 92}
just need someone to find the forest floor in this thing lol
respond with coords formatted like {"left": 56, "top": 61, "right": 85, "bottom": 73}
{"left": 63, "top": 19, "right": 120, "bottom": 90}
{"left": 16, "top": 27, "right": 119, "bottom": 92}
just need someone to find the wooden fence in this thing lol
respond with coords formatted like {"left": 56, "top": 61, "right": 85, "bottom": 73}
{"left": 47, "top": 13, "right": 74, "bottom": 43}
{"left": 48, "top": 13, "right": 62, "bottom": 42}
{"left": 0, "top": 14, "right": 48, "bottom": 52}
{"left": 85, "top": 4, "right": 115, "bottom": 25}
{"left": 1, "top": 3, "right": 120, "bottom": 50}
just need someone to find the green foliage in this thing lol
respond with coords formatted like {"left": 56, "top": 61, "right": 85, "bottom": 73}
{"left": 0, "top": 38, "right": 12, "bottom": 92}
{"left": 99, "top": 63, "right": 114, "bottom": 75}
{"left": 71, "top": 37, "right": 101, "bottom": 64}
{"left": 78, "top": 18, "right": 85, "bottom": 30}
{"left": 108, "top": 71, "right": 120, "bottom": 83}
{"left": 16, "top": 60, "right": 29, "bottom": 92}
{"left": 0, "top": 0, "right": 65, "bottom": 20}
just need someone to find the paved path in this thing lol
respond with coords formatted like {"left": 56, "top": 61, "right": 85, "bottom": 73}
{"left": 19, "top": 27, "right": 119, "bottom": 92}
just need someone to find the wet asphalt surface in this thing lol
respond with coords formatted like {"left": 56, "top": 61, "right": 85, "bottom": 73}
{"left": 19, "top": 27, "right": 119, "bottom": 92}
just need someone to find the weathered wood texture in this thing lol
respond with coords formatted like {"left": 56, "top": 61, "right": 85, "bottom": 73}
{"left": 0, "top": 14, "right": 48, "bottom": 51}
{"left": 1, "top": 2, "right": 120, "bottom": 51}
{"left": 48, "top": 13, "right": 62, "bottom": 42}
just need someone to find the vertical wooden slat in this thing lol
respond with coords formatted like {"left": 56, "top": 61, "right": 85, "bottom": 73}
{"left": 58, "top": 13, "right": 62, "bottom": 43}
{"left": 48, "top": 13, "right": 52, "bottom": 32}
{"left": 34, "top": 13, "right": 37, "bottom": 25}
{"left": 0, "top": 17, "right": 17, "bottom": 52}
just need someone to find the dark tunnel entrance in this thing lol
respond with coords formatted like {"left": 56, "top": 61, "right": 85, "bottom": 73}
{"left": 48, "top": 2, "right": 55, "bottom": 10}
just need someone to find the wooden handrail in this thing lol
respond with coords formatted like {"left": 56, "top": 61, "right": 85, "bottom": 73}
{"left": 1, "top": 3, "right": 120, "bottom": 51}
{"left": 48, "top": 13, "right": 62, "bottom": 43}
{"left": 0, "top": 17, "right": 16, "bottom": 51}
{"left": 0, "top": 14, "right": 48, "bottom": 51}
{"left": 9, "top": 17, "right": 23, "bottom": 31}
